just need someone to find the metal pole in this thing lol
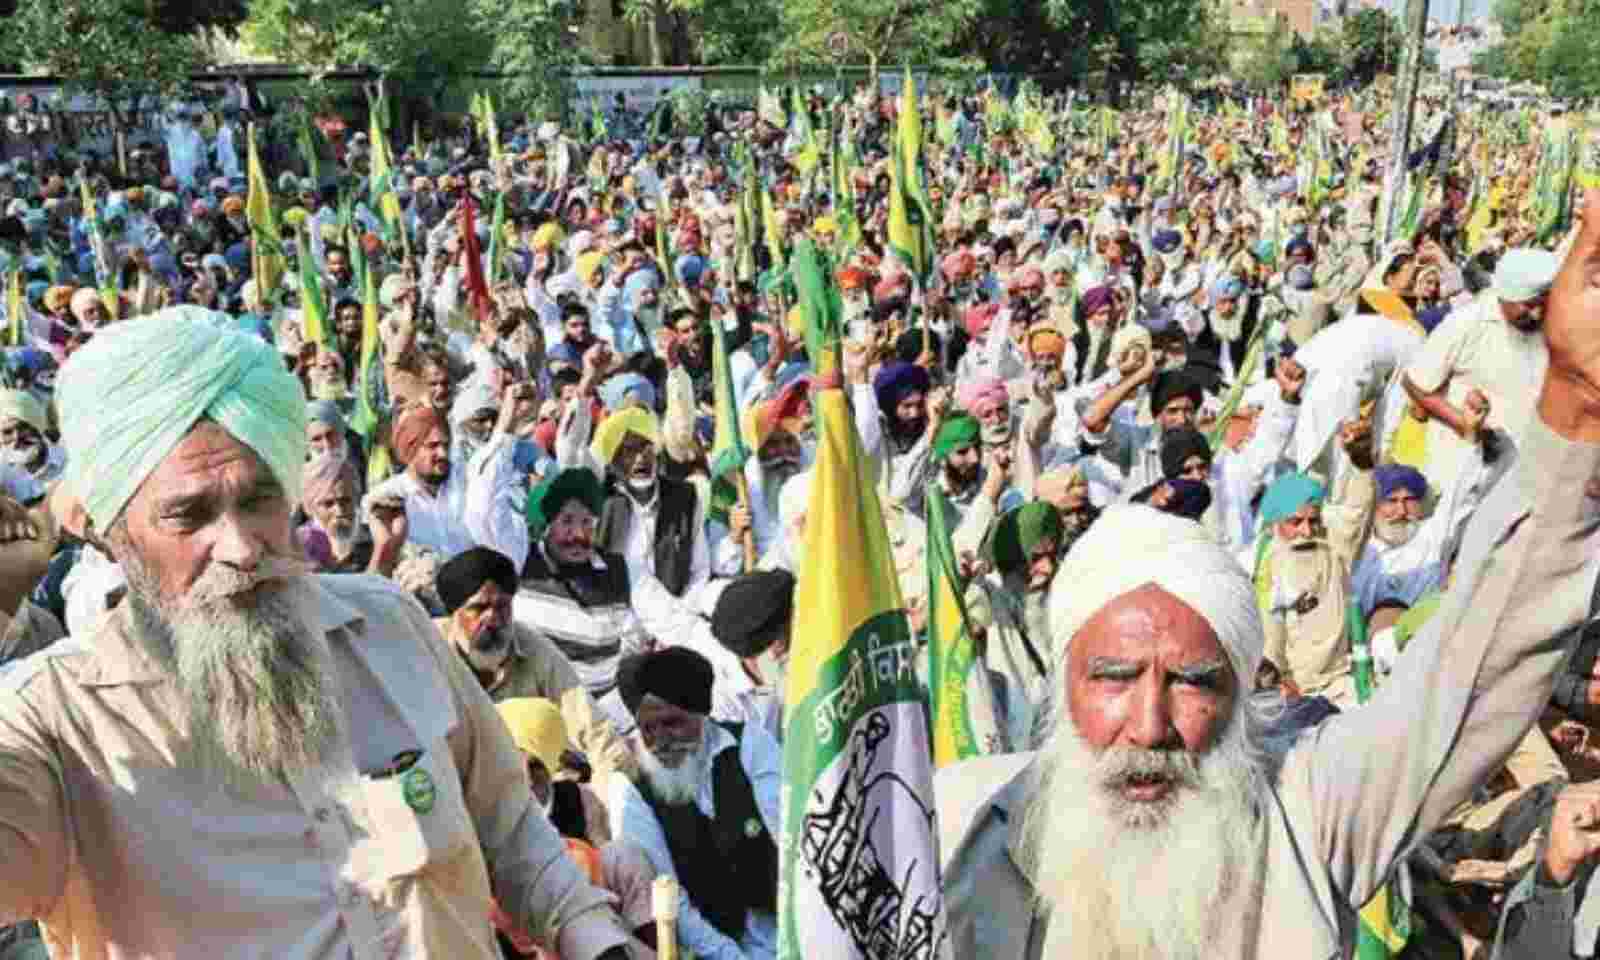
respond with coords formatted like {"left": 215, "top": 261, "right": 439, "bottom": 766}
{"left": 1380, "top": 0, "right": 1431, "bottom": 248}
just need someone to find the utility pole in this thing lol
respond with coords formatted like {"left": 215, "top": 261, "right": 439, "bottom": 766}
{"left": 1380, "top": 0, "right": 1431, "bottom": 247}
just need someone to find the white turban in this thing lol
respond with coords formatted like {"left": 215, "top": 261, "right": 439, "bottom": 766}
{"left": 1107, "top": 323, "right": 1151, "bottom": 364}
{"left": 57, "top": 306, "right": 308, "bottom": 532}
{"left": 1049, "top": 504, "right": 1263, "bottom": 677}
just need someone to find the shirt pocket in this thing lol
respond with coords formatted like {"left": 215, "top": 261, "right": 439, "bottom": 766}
{"left": 358, "top": 744, "right": 476, "bottom": 881}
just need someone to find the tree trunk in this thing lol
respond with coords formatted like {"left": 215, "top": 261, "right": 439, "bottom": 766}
{"left": 647, "top": 0, "right": 665, "bottom": 66}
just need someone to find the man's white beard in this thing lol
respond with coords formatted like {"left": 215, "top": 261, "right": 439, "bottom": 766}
{"left": 1210, "top": 306, "right": 1245, "bottom": 343}
{"left": 638, "top": 727, "right": 709, "bottom": 807}
{"left": 1374, "top": 515, "right": 1419, "bottom": 548}
{"left": 1018, "top": 706, "right": 1268, "bottom": 960}
{"left": 120, "top": 540, "right": 339, "bottom": 789}
{"left": 1274, "top": 537, "right": 1335, "bottom": 599}
{"left": 0, "top": 440, "right": 39, "bottom": 470}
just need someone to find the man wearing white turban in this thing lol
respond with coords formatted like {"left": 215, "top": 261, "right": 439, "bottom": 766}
{"left": 935, "top": 189, "right": 1600, "bottom": 960}
{"left": 0, "top": 308, "right": 635, "bottom": 960}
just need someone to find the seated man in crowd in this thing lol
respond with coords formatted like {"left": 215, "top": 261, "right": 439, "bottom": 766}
{"left": 434, "top": 546, "right": 634, "bottom": 783}
{"left": 608, "top": 647, "right": 781, "bottom": 960}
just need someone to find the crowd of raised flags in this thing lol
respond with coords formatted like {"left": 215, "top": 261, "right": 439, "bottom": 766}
{"left": 0, "top": 67, "right": 1597, "bottom": 960}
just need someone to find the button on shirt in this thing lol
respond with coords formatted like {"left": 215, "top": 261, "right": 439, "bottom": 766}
{"left": 0, "top": 574, "right": 630, "bottom": 960}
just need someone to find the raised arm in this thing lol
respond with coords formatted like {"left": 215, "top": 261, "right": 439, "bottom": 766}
{"left": 1295, "top": 187, "right": 1600, "bottom": 911}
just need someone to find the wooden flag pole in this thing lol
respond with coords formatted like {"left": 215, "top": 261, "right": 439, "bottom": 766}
{"left": 653, "top": 876, "right": 679, "bottom": 960}
{"left": 734, "top": 471, "right": 758, "bottom": 573}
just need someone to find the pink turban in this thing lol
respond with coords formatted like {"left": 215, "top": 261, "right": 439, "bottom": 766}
{"left": 963, "top": 303, "right": 1000, "bottom": 338}
{"left": 302, "top": 452, "right": 356, "bottom": 508}
{"left": 1008, "top": 265, "right": 1045, "bottom": 290}
{"left": 940, "top": 250, "right": 976, "bottom": 281}
{"left": 958, "top": 377, "right": 1009, "bottom": 418}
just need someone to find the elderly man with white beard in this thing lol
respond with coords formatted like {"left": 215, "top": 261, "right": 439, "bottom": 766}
{"left": 1350, "top": 464, "right": 1457, "bottom": 641}
{"left": 607, "top": 646, "right": 782, "bottom": 960}
{"left": 0, "top": 388, "right": 63, "bottom": 487}
{"left": 933, "top": 187, "right": 1600, "bottom": 960}
{"left": 0, "top": 310, "right": 636, "bottom": 959}
{"left": 1251, "top": 457, "right": 1375, "bottom": 706}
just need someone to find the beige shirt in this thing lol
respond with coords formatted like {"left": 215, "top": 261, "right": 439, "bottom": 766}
{"left": 0, "top": 574, "right": 630, "bottom": 960}
{"left": 1405, "top": 290, "right": 1549, "bottom": 483}
{"left": 435, "top": 617, "right": 638, "bottom": 785}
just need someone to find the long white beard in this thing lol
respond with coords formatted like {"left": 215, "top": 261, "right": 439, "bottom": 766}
{"left": 1373, "top": 515, "right": 1419, "bottom": 548}
{"left": 1017, "top": 706, "right": 1268, "bottom": 960}
{"left": 638, "top": 728, "right": 710, "bottom": 806}
{"left": 120, "top": 543, "right": 339, "bottom": 789}
{"left": 1210, "top": 306, "right": 1245, "bottom": 343}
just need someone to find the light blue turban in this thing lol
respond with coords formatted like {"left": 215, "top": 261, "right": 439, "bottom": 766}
{"left": 57, "top": 305, "right": 308, "bottom": 532}
{"left": 1258, "top": 471, "right": 1326, "bottom": 526}
{"left": 599, "top": 372, "right": 657, "bottom": 412}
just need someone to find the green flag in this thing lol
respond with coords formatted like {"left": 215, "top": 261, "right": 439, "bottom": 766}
{"left": 926, "top": 484, "right": 1001, "bottom": 766}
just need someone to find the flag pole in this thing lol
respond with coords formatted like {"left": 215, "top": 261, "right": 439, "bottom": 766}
{"left": 733, "top": 472, "right": 757, "bottom": 572}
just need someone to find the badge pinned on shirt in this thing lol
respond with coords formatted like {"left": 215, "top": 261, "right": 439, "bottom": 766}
{"left": 744, "top": 817, "right": 763, "bottom": 839}
{"left": 402, "top": 766, "right": 437, "bottom": 815}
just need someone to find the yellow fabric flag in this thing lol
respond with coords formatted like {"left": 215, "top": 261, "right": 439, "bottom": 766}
{"left": 778, "top": 239, "right": 946, "bottom": 958}
{"left": 245, "top": 124, "right": 283, "bottom": 297}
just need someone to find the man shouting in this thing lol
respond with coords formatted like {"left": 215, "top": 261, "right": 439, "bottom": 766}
{"left": 937, "top": 188, "right": 1600, "bottom": 959}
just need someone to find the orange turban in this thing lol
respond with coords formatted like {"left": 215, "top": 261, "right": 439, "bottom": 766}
{"left": 391, "top": 405, "right": 447, "bottom": 465}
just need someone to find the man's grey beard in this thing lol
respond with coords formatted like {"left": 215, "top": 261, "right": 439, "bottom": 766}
{"left": 461, "top": 623, "right": 512, "bottom": 674}
{"left": 1274, "top": 537, "right": 1335, "bottom": 597}
{"left": 638, "top": 727, "right": 709, "bottom": 806}
{"left": 117, "top": 536, "right": 339, "bottom": 789}
{"left": 1210, "top": 306, "right": 1245, "bottom": 343}
{"left": 1017, "top": 699, "right": 1269, "bottom": 960}
{"left": 1374, "top": 515, "right": 1420, "bottom": 548}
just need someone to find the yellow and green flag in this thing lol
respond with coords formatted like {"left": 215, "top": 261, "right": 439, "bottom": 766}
{"left": 888, "top": 68, "right": 934, "bottom": 281}
{"left": 778, "top": 237, "right": 947, "bottom": 960}
{"left": 348, "top": 247, "right": 383, "bottom": 445}
{"left": 246, "top": 123, "right": 284, "bottom": 299}
{"left": 926, "top": 484, "right": 1000, "bottom": 767}
{"left": 295, "top": 228, "right": 330, "bottom": 349}
{"left": 707, "top": 303, "right": 749, "bottom": 480}
{"left": 6, "top": 271, "right": 22, "bottom": 347}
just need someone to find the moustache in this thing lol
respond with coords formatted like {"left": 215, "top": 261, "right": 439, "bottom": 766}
{"left": 472, "top": 624, "right": 508, "bottom": 653}
{"left": 1097, "top": 745, "right": 1203, "bottom": 794}
{"left": 186, "top": 554, "right": 312, "bottom": 606}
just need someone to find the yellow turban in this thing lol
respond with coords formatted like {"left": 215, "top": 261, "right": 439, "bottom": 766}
{"left": 812, "top": 216, "right": 837, "bottom": 235}
{"left": 43, "top": 285, "right": 73, "bottom": 313}
{"left": 532, "top": 222, "right": 564, "bottom": 251}
{"left": 576, "top": 251, "right": 607, "bottom": 286}
{"left": 589, "top": 406, "right": 660, "bottom": 466}
{"left": 496, "top": 698, "right": 568, "bottom": 773}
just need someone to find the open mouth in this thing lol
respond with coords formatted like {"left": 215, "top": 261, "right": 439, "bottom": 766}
{"left": 1118, "top": 772, "right": 1174, "bottom": 803}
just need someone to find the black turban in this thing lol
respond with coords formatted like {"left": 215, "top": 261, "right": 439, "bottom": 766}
{"left": 1149, "top": 368, "right": 1205, "bottom": 418}
{"left": 617, "top": 647, "right": 714, "bottom": 717}
{"left": 435, "top": 546, "right": 518, "bottom": 614}
{"left": 711, "top": 570, "right": 796, "bottom": 658}
{"left": 1160, "top": 427, "right": 1212, "bottom": 481}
